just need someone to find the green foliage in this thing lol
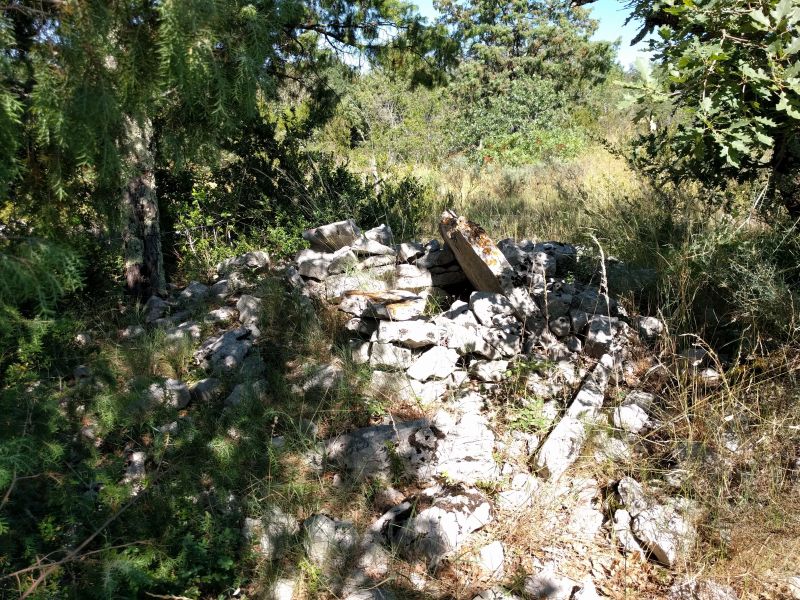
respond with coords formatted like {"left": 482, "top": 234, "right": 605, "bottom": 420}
{"left": 451, "top": 75, "right": 587, "bottom": 164}
{"left": 0, "top": 239, "right": 85, "bottom": 381}
{"left": 436, "top": 0, "right": 616, "bottom": 92}
{"left": 624, "top": 0, "right": 800, "bottom": 214}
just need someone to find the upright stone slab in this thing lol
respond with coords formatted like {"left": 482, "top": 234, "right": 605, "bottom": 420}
{"left": 535, "top": 354, "right": 613, "bottom": 480}
{"left": 439, "top": 210, "right": 541, "bottom": 329}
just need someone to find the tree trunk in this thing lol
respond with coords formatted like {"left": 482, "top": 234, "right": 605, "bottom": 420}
{"left": 776, "top": 157, "right": 800, "bottom": 223}
{"left": 121, "top": 117, "right": 166, "bottom": 299}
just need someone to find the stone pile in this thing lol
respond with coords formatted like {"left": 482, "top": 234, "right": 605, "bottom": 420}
{"left": 276, "top": 212, "right": 709, "bottom": 597}
{"left": 111, "top": 213, "right": 717, "bottom": 599}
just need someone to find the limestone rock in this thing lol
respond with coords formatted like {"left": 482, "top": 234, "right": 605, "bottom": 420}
{"left": 303, "top": 219, "right": 361, "bottom": 252}
{"left": 613, "top": 403, "right": 651, "bottom": 434}
{"left": 439, "top": 211, "right": 541, "bottom": 329}
{"left": 612, "top": 508, "right": 647, "bottom": 556}
{"left": 469, "top": 292, "right": 515, "bottom": 327}
{"left": 364, "top": 224, "right": 393, "bottom": 245}
{"left": 473, "top": 588, "right": 522, "bottom": 600}
{"left": 584, "top": 315, "right": 619, "bottom": 358}
{"left": 297, "top": 363, "right": 343, "bottom": 399}
{"left": 523, "top": 563, "right": 576, "bottom": 600}
{"left": 351, "top": 236, "right": 396, "bottom": 256}
{"left": 669, "top": 579, "right": 739, "bottom": 600}
{"left": 178, "top": 281, "right": 209, "bottom": 305}
{"left": 243, "top": 505, "right": 299, "bottom": 561}
{"left": 377, "top": 320, "right": 440, "bottom": 348}
{"left": 237, "top": 294, "right": 262, "bottom": 327}
{"left": 398, "top": 241, "right": 425, "bottom": 262}
{"left": 195, "top": 327, "right": 252, "bottom": 373}
{"left": 216, "top": 250, "right": 270, "bottom": 276}
{"left": 632, "top": 502, "right": 697, "bottom": 567}
{"left": 328, "top": 247, "right": 360, "bottom": 275}
{"left": 303, "top": 514, "right": 358, "bottom": 572}
{"left": 296, "top": 249, "right": 335, "bottom": 280}
{"left": 225, "top": 380, "right": 269, "bottom": 407}
{"left": 477, "top": 541, "right": 504, "bottom": 579}
{"left": 164, "top": 320, "right": 202, "bottom": 344}
{"left": 147, "top": 378, "right": 190, "bottom": 409}
{"left": 385, "top": 485, "right": 492, "bottom": 567}
{"left": 370, "top": 342, "right": 413, "bottom": 371}
{"left": 638, "top": 315, "right": 664, "bottom": 343}
{"left": 190, "top": 378, "right": 223, "bottom": 403}
{"left": 124, "top": 451, "right": 146, "bottom": 484}
{"left": 144, "top": 295, "right": 169, "bottom": 324}
{"left": 469, "top": 359, "right": 509, "bottom": 383}
{"left": 205, "top": 306, "right": 237, "bottom": 325}
{"left": 407, "top": 346, "right": 459, "bottom": 381}
{"left": 497, "top": 473, "right": 539, "bottom": 511}
{"left": 339, "top": 290, "right": 426, "bottom": 321}
{"left": 535, "top": 356, "right": 612, "bottom": 480}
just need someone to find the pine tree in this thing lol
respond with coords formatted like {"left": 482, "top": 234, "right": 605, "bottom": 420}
{"left": 0, "top": 0, "right": 426, "bottom": 296}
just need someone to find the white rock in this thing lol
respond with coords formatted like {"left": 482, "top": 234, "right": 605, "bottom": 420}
{"left": 296, "top": 249, "right": 334, "bottom": 280}
{"left": 349, "top": 340, "right": 371, "bottom": 365}
{"left": 144, "top": 295, "right": 169, "bottom": 324}
{"left": 364, "top": 224, "right": 393, "bottom": 245}
{"left": 478, "top": 541, "right": 504, "bottom": 579}
{"left": 237, "top": 294, "right": 262, "bottom": 326}
{"left": 370, "top": 343, "right": 413, "bottom": 370}
{"left": 574, "top": 580, "right": 602, "bottom": 600}
{"left": 584, "top": 315, "right": 619, "bottom": 358}
{"left": 626, "top": 390, "right": 656, "bottom": 411}
{"left": 147, "top": 378, "right": 191, "bottom": 409}
{"left": 407, "top": 346, "right": 459, "bottom": 381}
{"left": 469, "top": 292, "right": 515, "bottom": 327}
{"left": 270, "top": 578, "right": 297, "bottom": 600}
{"left": 473, "top": 587, "right": 522, "bottom": 600}
{"left": 387, "top": 485, "right": 492, "bottom": 567}
{"left": 613, "top": 403, "right": 651, "bottom": 434}
{"left": 786, "top": 576, "right": 800, "bottom": 600}
{"left": 398, "top": 241, "right": 425, "bottom": 262}
{"left": 303, "top": 219, "right": 361, "bottom": 251}
{"left": 124, "top": 451, "right": 146, "bottom": 482}
{"left": 523, "top": 563, "right": 576, "bottom": 600}
{"left": 469, "top": 359, "right": 509, "bottom": 382}
{"left": 225, "top": 380, "right": 269, "bottom": 407}
{"left": 377, "top": 320, "right": 440, "bottom": 348}
{"left": 303, "top": 514, "right": 357, "bottom": 571}
{"left": 179, "top": 281, "right": 209, "bottom": 304}
{"left": 205, "top": 306, "right": 237, "bottom": 325}
{"left": 669, "top": 578, "right": 739, "bottom": 600}
{"left": 497, "top": 473, "right": 539, "bottom": 511}
{"left": 339, "top": 290, "right": 426, "bottom": 321}
{"left": 632, "top": 503, "right": 696, "bottom": 567}
{"left": 638, "top": 315, "right": 664, "bottom": 342}
{"left": 613, "top": 508, "right": 647, "bottom": 556}
{"left": 351, "top": 236, "right": 396, "bottom": 256}
{"left": 243, "top": 505, "right": 299, "bottom": 560}
{"left": 328, "top": 246, "right": 360, "bottom": 274}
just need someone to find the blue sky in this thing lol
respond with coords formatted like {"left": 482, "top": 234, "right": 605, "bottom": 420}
{"left": 413, "top": 0, "right": 651, "bottom": 68}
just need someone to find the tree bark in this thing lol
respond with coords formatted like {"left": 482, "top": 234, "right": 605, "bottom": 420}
{"left": 121, "top": 117, "right": 166, "bottom": 299}
{"left": 775, "top": 157, "right": 800, "bottom": 223}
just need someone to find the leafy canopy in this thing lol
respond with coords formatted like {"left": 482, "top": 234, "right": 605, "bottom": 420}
{"left": 624, "top": 0, "right": 800, "bottom": 212}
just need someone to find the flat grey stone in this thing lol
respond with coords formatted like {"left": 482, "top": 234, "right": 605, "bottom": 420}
{"left": 377, "top": 320, "right": 440, "bottom": 348}
{"left": 364, "top": 224, "right": 393, "bottom": 245}
{"left": 407, "top": 346, "right": 459, "bottom": 381}
{"left": 303, "top": 219, "right": 361, "bottom": 252}
{"left": 370, "top": 342, "right": 413, "bottom": 370}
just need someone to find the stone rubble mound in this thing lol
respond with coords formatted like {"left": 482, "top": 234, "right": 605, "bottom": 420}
{"left": 276, "top": 212, "right": 708, "bottom": 597}
{"left": 112, "top": 212, "right": 721, "bottom": 599}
